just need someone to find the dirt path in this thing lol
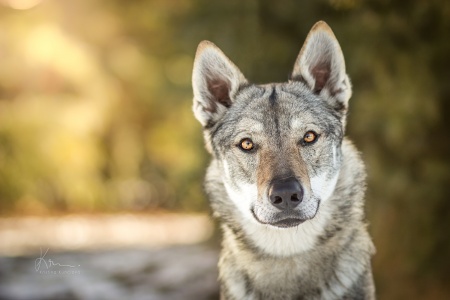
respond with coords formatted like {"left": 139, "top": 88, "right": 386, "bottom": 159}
{"left": 0, "top": 214, "right": 220, "bottom": 299}
{"left": 0, "top": 245, "right": 219, "bottom": 300}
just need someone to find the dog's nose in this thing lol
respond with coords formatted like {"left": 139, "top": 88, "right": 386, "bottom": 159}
{"left": 268, "top": 177, "right": 303, "bottom": 210}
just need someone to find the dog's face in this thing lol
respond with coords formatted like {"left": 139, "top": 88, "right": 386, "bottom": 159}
{"left": 193, "top": 22, "right": 352, "bottom": 228}
{"left": 208, "top": 85, "right": 345, "bottom": 228}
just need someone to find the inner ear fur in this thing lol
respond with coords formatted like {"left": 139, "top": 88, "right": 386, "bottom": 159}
{"left": 192, "top": 41, "right": 247, "bottom": 127}
{"left": 291, "top": 21, "right": 352, "bottom": 109}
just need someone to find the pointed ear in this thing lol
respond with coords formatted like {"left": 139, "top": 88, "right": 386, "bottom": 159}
{"left": 192, "top": 41, "right": 247, "bottom": 127}
{"left": 291, "top": 21, "right": 352, "bottom": 111}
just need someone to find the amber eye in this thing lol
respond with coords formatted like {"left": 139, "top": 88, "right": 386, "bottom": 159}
{"left": 303, "top": 131, "right": 318, "bottom": 144}
{"left": 239, "top": 138, "right": 254, "bottom": 151}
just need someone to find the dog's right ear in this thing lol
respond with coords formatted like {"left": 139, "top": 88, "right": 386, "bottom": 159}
{"left": 192, "top": 41, "right": 247, "bottom": 127}
{"left": 291, "top": 21, "right": 352, "bottom": 112}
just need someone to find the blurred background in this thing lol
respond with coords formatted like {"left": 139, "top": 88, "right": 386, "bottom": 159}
{"left": 0, "top": 0, "right": 449, "bottom": 299}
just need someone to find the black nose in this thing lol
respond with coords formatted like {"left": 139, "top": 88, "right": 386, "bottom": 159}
{"left": 268, "top": 177, "right": 303, "bottom": 210}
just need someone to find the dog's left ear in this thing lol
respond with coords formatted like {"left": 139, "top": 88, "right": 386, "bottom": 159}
{"left": 291, "top": 21, "right": 351, "bottom": 111}
{"left": 192, "top": 41, "right": 247, "bottom": 127}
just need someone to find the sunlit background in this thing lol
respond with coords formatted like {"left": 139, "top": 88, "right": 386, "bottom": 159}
{"left": 0, "top": 0, "right": 449, "bottom": 299}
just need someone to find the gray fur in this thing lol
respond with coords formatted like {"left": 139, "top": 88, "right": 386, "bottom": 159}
{"left": 192, "top": 21, "right": 375, "bottom": 300}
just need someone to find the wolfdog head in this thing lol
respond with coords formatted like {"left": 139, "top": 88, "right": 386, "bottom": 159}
{"left": 192, "top": 21, "right": 352, "bottom": 229}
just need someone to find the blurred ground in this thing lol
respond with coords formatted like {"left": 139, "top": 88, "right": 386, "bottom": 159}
{"left": 0, "top": 214, "right": 219, "bottom": 300}
{"left": 0, "top": 246, "right": 219, "bottom": 300}
{"left": 0, "top": 213, "right": 213, "bottom": 255}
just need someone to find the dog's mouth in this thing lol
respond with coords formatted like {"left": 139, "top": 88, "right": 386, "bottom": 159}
{"left": 250, "top": 198, "right": 320, "bottom": 228}
{"left": 251, "top": 209, "right": 306, "bottom": 228}
{"left": 272, "top": 218, "right": 305, "bottom": 228}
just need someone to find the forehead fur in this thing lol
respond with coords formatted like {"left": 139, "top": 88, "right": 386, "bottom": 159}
{"left": 207, "top": 82, "right": 343, "bottom": 149}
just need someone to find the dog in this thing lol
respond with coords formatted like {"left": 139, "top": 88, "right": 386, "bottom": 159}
{"left": 192, "top": 21, "right": 375, "bottom": 300}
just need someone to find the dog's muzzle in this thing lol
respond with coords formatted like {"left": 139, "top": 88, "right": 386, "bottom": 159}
{"left": 251, "top": 177, "right": 319, "bottom": 228}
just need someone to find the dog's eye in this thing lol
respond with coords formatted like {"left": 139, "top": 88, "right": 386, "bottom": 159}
{"left": 239, "top": 138, "right": 254, "bottom": 151}
{"left": 302, "top": 131, "right": 319, "bottom": 145}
